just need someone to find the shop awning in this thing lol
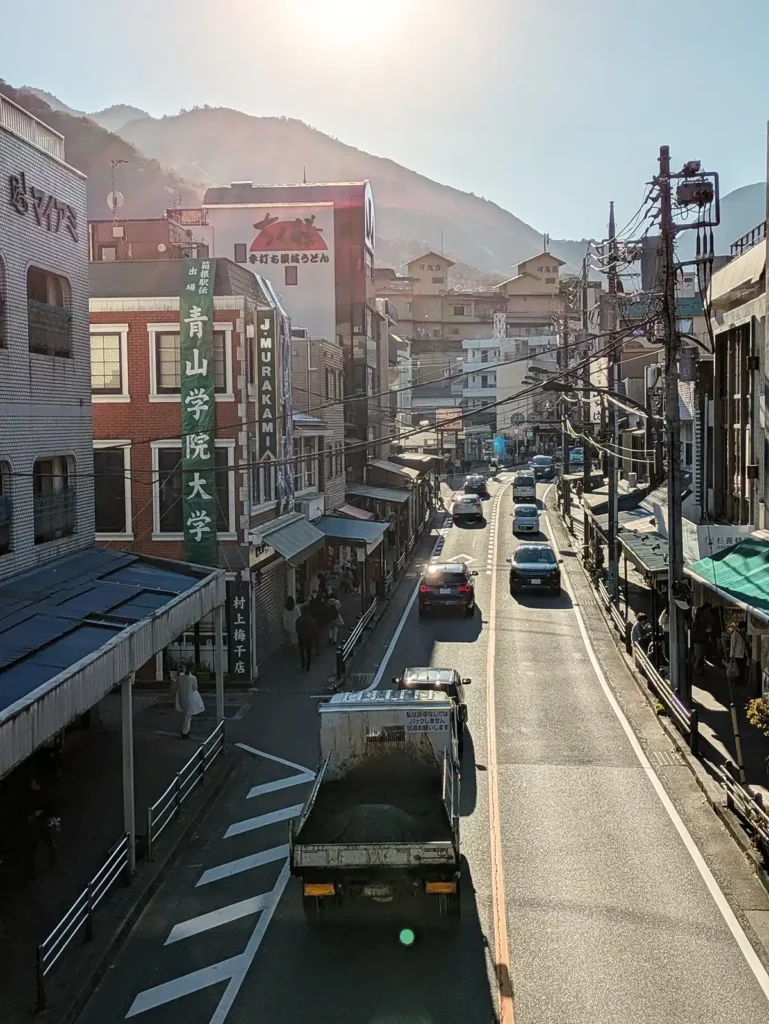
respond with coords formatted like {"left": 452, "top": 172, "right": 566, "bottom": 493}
{"left": 317, "top": 516, "right": 390, "bottom": 553}
{"left": 368, "top": 459, "right": 420, "bottom": 480}
{"left": 588, "top": 508, "right": 657, "bottom": 535}
{"left": 293, "top": 412, "right": 333, "bottom": 436}
{"left": 618, "top": 530, "right": 669, "bottom": 580}
{"left": 686, "top": 536, "right": 769, "bottom": 622}
{"left": 0, "top": 548, "right": 224, "bottom": 779}
{"left": 249, "top": 512, "right": 325, "bottom": 566}
{"left": 337, "top": 503, "right": 375, "bottom": 521}
{"left": 347, "top": 482, "right": 412, "bottom": 505}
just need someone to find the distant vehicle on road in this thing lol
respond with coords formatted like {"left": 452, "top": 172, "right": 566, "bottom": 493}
{"left": 512, "top": 503, "right": 540, "bottom": 535}
{"left": 529, "top": 454, "right": 555, "bottom": 481}
{"left": 393, "top": 667, "right": 471, "bottom": 756}
{"left": 418, "top": 562, "right": 477, "bottom": 617}
{"left": 569, "top": 447, "right": 584, "bottom": 468}
{"left": 463, "top": 474, "right": 490, "bottom": 499}
{"left": 451, "top": 492, "right": 483, "bottom": 523}
{"left": 508, "top": 542, "right": 563, "bottom": 596}
{"left": 512, "top": 471, "right": 536, "bottom": 502}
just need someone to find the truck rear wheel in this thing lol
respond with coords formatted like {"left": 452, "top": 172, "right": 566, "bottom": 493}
{"left": 303, "top": 894, "right": 327, "bottom": 927}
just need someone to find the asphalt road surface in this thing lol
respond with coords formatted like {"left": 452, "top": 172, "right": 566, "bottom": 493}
{"left": 76, "top": 471, "right": 769, "bottom": 1024}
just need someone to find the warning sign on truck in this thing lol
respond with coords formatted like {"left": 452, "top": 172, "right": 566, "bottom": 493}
{"left": 404, "top": 709, "right": 450, "bottom": 733}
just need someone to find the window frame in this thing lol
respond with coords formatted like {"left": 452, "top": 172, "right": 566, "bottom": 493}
{"left": 0, "top": 459, "right": 11, "bottom": 556}
{"left": 148, "top": 322, "right": 234, "bottom": 403}
{"left": 285, "top": 265, "right": 298, "bottom": 286}
{"left": 233, "top": 243, "right": 247, "bottom": 264}
{"left": 93, "top": 440, "right": 133, "bottom": 539}
{"left": 90, "top": 324, "right": 130, "bottom": 402}
{"left": 293, "top": 435, "right": 321, "bottom": 496}
{"left": 27, "top": 266, "right": 72, "bottom": 358}
{"left": 151, "top": 438, "right": 237, "bottom": 541}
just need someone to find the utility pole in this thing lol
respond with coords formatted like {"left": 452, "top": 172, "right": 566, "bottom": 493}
{"left": 581, "top": 255, "right": 593, "bottom": 493}
{"left": 606, "top": 202, "right": 620, "bottom": 602}
{"left": 561, "top": 295, "right": 569, "bottom": 472}
{"left": 659, "top": 145, "right": 686, "bottom": 700}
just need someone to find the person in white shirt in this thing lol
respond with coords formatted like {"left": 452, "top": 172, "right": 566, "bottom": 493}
{"left": 729, "top": 621, "right": 748, "bottom": 684}
{"left": 175, "top": 670, "right": 204, "bottom": 739}
{"left": 282, "top": 596, "right": 301, "bottom": 647}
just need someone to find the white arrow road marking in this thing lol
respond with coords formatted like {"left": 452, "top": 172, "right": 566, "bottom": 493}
{"left": 197, "top": 844, "right": 290, "bottom": 887}
{"left": 235, "top": 743, "right": 314, "bottom": 776}
{"left": 165, "top": 892, "right": 272, "bottom": 945}
{"left": 246, "top": 774, "right": 314, "bottom": 800}
{"left": 224, "top": 804, "right": 303, "bottom": 839}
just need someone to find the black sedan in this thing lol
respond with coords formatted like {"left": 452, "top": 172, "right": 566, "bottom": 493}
{"left": 508, "top": 543, "right": 563, "bottom": 596}
{"left": 392, "top": 667, "right": 472, "bottom": 755}
{"left": 529, "top": 454, "right": 555, "bottom": 481}
{"left": 418, "top": 563, "right": 477, "bottom": 617}
{"left": 463, "top": 474, "right": 490, "bottom": 500}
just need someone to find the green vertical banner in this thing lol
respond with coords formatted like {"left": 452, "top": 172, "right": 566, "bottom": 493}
{"left": 180, "top": 258, "right": 217, "bottom": 565}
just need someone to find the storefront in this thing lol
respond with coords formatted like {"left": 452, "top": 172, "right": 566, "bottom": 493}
{"left": 346, "top": 482, "right": 411, "bottom": 564}
{"left": 316, "top": 516, "right": 389, "bottom": 613}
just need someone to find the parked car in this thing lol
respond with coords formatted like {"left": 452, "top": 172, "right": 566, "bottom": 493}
{"left": 463, "top": 474, "right": 490, "bottom": 500}
{"left": 508, "top": 543, "right": 563, "bottom": 596}
{"left": 393, "top": 667, "right": 471, "bottom": 756}
{"left": 418, "top": 562, "right": 478, "bottom": 617}
{"left": 451, "top": 492, "right": 483, "bottom": 523}
{"left": 512, "top": 471, "right": 536, "bottom": 502}
{"left": 529, "top": 454, "right": 555, "bottom": 481}
{"left": 512, "top": 503, "right": 540, "bottom": 535}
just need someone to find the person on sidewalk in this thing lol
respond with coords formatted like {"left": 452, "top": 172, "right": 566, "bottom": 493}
{"left": 658, "top": 605, "right": 670, "bottom": 662}
{"left": 729, "top": 620, "right": 749, "bottom": 685}
{"left": 630, "top": 612, "right": 651, "bottom": 651}
{"left": 309, "top": 591, "right": 328, "bottom": 655}
{"left": 22, "top": 777, "right": 58, "bottom": 880}
{"left": 282, "top": 595, "right": 301, "bottom": 647}
{"left": 692, "top": 604, "right": 711, "bottom": 674}
{"left": 296, "top": 605, "right": 319, "bottom": 671}
{"left": 327, "top": 593, "right": 344, "bottom": 646}
{"left": 316, "top": 572, "right": 329, "bottom": 599}
{"left": 340, "top": 565, "right": 355, "bottom": 595}
{"left": 175, "top": 669, "right": 205, "bottom": 739}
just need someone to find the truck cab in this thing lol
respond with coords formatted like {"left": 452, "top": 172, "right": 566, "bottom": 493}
{"left": 290, "top": 689, "right": 461, "bottom": 925}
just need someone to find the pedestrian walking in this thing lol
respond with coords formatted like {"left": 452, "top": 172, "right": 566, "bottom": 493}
{"left": 316, "top": 572, "right": 329, "bottom": 599}
{"left": 174, "top": 669, "right": 205, "bottom": 739}
{"left": 22, "top": 777, "right": 59, "bottom": 880}
{"left": 296, "top": 605, "right": 319, "bottom": 671}
{"left": 340, "top": 565, "right": 355, "bottom": 594}
{"left": 728, "top": 620, "right": 749, "bottom": 685}
{"left": 282, "top": 595, "right": 301, "bottom": 647}
{"left": 692, "top": 603, "right": 710, "bottom": 674}
{"left": 659, "top": 605, "right": 670, "bottom": 662}
{"left": 327, "top": 593, "right": 344, "bottom": 645}
{"left": 309, "top": 591, "right": 328, "bottom": 655}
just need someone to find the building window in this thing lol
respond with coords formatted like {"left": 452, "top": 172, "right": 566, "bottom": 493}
{"left": 0, "top": 461, "right": 11, "bottom": 555}
{"left": 293, "top": 436, "right": 319, "bottom": 494}
{"left": 334, "top": 443, "right": 344, "bottom": 477}
{"left": 91, "top": 333, "right": 122, "bottom": 393}
{"left": 432, "top": 277, "right": 444, "bottom": 285}
{"left": 325, "top": 442, "right": 333, "bottom": 481}
{"left": 0, "top": 255, "right": 7, "bottom": 349}
{"left": 684, "top": 442, "right": 693, "bottom": 467}
{"left": 94, "top": 445, "right": 131, "bottom": 536}
{"left": 545, "top": 277, "right": 556, "bottom": 284}
{"left": 234, "top": 243, "right": 247, "bottom": 264}
{"left": 405, "top": 301, "right": 413, "bottom": 313}
{"left": 100, "top": 246, "right": 117, "bottom": 262}
{"left": 155, "top": 444, "right": 232, "bottom": 536}
{"left": 453, "top": 305, "right": 467, "bottom": 317}
{"left": 481, "top": 375, "right": 488, "bottom": 389}
{"left": 285, "top": 265, "right": 298, "bottom": 286}
{"left": 450, "top": 328, "right": 460, "bottom": 335}
{"left": 33, "top": 456, "right": 75, "bottom": 544}
{"left": 27, "top": 267, "right": 72, "bottom": 357}
{"left": 152, "top": 329, "right": 228, "bottom": 394}
{"left": 253, "top": 460, "right": 276, "bottom": 506}
{"left": 326, "top": 367, "right": 336, "bottom": 400}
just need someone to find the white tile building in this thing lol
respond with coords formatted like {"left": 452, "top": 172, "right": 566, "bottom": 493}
{"left": 0, "top": 93, "right": 92, "bottom": 580}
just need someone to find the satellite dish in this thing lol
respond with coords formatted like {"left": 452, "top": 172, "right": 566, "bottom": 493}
{"left": 106, "top": 191, "right": 124, "bottom": 213}
{"left": 157, "top": 243, "right": 167, "bottom": 253}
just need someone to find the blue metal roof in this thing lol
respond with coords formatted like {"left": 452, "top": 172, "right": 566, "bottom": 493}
{"left": 317, "top": 516, "right": 390, "bottom": 546}
{"left": 0, "top": 547, "right": 210, "bottom": 717}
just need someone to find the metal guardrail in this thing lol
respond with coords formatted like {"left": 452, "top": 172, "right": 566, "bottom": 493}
{"left": 396, "top": 551, "right": 406, "bottom": 573}
{"left": 714, "top": 763, "right": 769, "bottom": 857}
{"left": 384, "top": 568, "right": 394, "bottom": 590}
{"left": 37, "top": 834, "right": 130, "bottom": 1011}
{"left": 596, "top": 581, "right": 631, "bottom": 652}
{"left": 634, "top": 646, "right": 698, "bottom": 752}
{"left": 336, "top": 598, "right": 378, "bottom": 680}
{"left": 147, "top": 720, "right": 225, "bottom": 860}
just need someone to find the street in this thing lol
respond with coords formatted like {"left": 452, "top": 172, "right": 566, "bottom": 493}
{"left": 76, "top": 471, "right": 769, "bottom": 1024}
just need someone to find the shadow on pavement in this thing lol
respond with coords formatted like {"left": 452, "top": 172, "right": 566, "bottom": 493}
{"left": 459, "top": 731, "right": 477, "bottom": 816}
{"left": 510, "top": 590, "right": 574, "bottom": 611}
{"left": 243, "top": 858, "right": 496, "bottom": 1024}
{"left": 453, "top": 518, "right": 487, "bottom": 529}
{"left": 424, "top": 606, "right": 484, "bottom": 643}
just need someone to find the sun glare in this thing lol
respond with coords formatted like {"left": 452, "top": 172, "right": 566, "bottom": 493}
{"left": 291, "top": 0, "right": 404, "bottom": 41}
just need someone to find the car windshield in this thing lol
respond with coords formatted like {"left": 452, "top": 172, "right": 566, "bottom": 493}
{"left": 516, "top": 506, "right": 538, "bottom": 517}
{"left": 532, "top": 457, "right": 552, "bottom": 466}
{"left": 514, "top": 547, "right": 556, "bottom": 564}
{"left": 516, "top": 476, "right": 534, "bottom": 486}
{"left": 424, "top": 569, "right": 469, "bottom": 585}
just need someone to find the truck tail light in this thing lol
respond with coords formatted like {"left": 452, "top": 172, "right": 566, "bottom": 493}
{"left": 304, "top": 882, "right": 335, "bottom": 896}
{"left": 425, "top": 881, "right": 457, "bottom": 894}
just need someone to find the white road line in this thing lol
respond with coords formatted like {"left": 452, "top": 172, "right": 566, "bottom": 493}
{"left": 235, "top": 743, "right": 315, "bottom": 776}
{"left": 543, "top": 510, "right": 769, "bottom": 1003}
{"left": 209, "top": 861, "right": 291, "bottom": 1024}
{"left": 197, "top": 844, "right": 290, "bottom": 887}
{"left": 126, "top": 953, "right": 243, "bottom": 1018}
{"left": 224, "top": 804, "right": 303, "bottom": 839}
{"left": 367, "top": 516, "right": 449, "bottom": 691}
{"left": 165, "top": 892, "right": 272, "bottom": 945}
{"left": 246, "top": 774, "right": 314, "bottom": 800}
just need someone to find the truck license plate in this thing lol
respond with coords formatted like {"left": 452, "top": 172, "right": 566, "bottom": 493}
{"left": 364, "top": 885, "right": 392, "bottom": 898}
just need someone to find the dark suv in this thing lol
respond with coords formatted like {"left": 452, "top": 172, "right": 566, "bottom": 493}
{"left": 508, "top": 543, "right": 562, "bottom": 596}
{"left": 392, "top": 667, "right": 472, "bottom": 755}
{"left": 530, "top": 455, "right": 555, "bottom": 481}
{"left": 418, "top": 563, "right": 477, "bottom": 617}
{"left": 463, "top": 474, "right": 490, "bottom": 500}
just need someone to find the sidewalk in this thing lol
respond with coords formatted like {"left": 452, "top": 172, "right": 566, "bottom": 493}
{"left": 0, "top": 689, "right": 228, "bottom": 1023}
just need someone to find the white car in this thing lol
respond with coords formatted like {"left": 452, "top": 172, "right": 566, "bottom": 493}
{"left": 512, "top": 472, "right": 536, "bottom": 502}
{"left": 451, "top": 491, "right": 483, "bottom": 522}
{"left": 512, "top": 503, "right": 540, "bottom": 534}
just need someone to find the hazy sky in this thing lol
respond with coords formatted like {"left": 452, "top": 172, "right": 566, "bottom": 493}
{"left": 2, "top": 0, "right": 767, "bottom": 238}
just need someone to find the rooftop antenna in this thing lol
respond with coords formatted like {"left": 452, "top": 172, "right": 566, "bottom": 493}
{"left": 302, "top": 165, "right": 307, "bottom": 184}
{"left": 109, "top": 158, "right": 128, "bottom": 219}
{"left": 543, "top": 232, "right": 550, "bottom": 252}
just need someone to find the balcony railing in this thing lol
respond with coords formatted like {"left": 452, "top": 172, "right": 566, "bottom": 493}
{"left": 34, "top": 488, "right": 76, "bottom": 544}
{"left": 28, "top": 300, "right": 72, "bottom": 357}
{"left": 0, "top": 496, "right": 10, "bottom": 554}
{"left": 730, "top": 221, "right": 766, "bottom": 257}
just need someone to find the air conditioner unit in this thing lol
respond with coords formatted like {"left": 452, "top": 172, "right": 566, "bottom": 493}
{"left": 291, "top": 328, "right": 310, "bottom": 341}
{"left": 295, "top": 493, "right": 325, "bottom": 522}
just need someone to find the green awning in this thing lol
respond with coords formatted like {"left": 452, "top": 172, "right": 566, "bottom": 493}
{"left": 686, "top": 536, "right": 769, "bottom": 621}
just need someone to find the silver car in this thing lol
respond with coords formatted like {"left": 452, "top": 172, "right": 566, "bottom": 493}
{"left": 512, "top": 503, "right": 540, "bottom": 534}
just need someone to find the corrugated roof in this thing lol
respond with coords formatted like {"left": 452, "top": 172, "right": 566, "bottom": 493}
{"left": 347, "top": 482, "right": 411, "bottom": 505}
{"left": 249, "top": 512, "right": 324, "bottom": 566}
{"left": 618, "top": 531, "right": 669, "bottom": 579}
{"left": 687, "top": 536, "right": 769, "bottom": 620}
{"left": 369, "top": 459, "right": 420, "bottom": 480}
{"left": 336, "top": 503, "right": 375, "bottom": 521}
{"left": 317, "top": 516, "right": 390, "bottom": 546}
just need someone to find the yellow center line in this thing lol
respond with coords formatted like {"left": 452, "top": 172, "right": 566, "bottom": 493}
{"left": 487, "top": 480, "right": 515, "bottom": 1023}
